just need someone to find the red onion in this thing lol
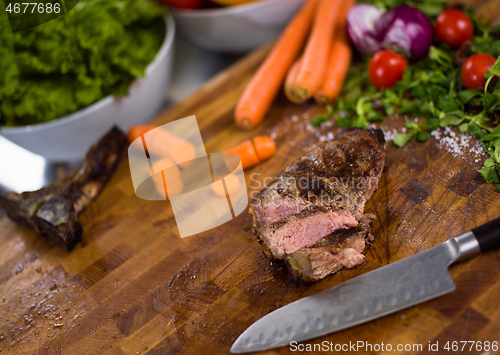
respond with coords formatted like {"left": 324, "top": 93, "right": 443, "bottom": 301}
{"left": 346, "top": 3, "right": 384, "bottom": 56}
{"left": 376, "top": 5, "right": 434, "bottom": 60}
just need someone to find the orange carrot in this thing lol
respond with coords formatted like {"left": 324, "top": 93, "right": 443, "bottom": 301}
{"left": 292, "top": 0, "right": 343, "bottom": 101}
{"left": 234, "top": 0, "right": 320, "bottom": 130}
{"left": 151, "top": 158, "right": 184, "bottom": 198}
{"left": 284, "top": 56, "right": 304, "bottom": 104}
{"left": 224, "top": 135, "right": 276, "bottom": 170}
{"left": 127, "top": 124, "right": 157, "bottom": 144}
{"left": 315, "top": 0, "right": 354, "bottom": 104}
{"left": 314, "top": 32, "right": 352, "bottom": 104}
{"left": 212, "top": 173, "right": 241, "bottom": 197}
{"left": 225, "top": 140, "right": 261, "bottom": 170}
{"left": 253, "top": 136, "right": 276, "bottom": 161}
{"left": 127, "top": 124, "right": 196, "bottom": 168}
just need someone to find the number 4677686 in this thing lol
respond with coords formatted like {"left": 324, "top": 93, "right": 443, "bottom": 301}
{"left": 6, "top": 2, "right": 61, "bottom": 14}
{"left": 444, "top": 341, "right": 498, "bottom": 352}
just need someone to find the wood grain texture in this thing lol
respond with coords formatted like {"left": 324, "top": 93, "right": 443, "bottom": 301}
{"left": 2, "top": 1, "right": 500, "bottom": 353}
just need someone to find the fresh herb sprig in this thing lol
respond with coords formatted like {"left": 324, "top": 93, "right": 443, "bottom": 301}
{"left": 312, "top": 6, "right": 500, "bottom": 188}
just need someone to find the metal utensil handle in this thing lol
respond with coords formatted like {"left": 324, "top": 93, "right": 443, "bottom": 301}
{"left": 472, "top": 216, "right": 500, "bottom": 253}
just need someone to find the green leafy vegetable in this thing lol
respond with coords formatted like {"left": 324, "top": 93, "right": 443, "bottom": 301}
{"left": 0, "top": 0, "right": 167, "bottom": 126}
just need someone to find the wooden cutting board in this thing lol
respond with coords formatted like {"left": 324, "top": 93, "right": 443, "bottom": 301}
{"left": 2, "top": 1, "right": 500, "bottom": 353}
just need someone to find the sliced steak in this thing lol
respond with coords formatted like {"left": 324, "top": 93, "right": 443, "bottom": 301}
{"left": 250, "top": 128, "right": 385, "bottom": 262}
{"left": 284, "top": 221, "right": 373, "bottom": 283}
{"left": 258, "top": 205, "right": 358, "bottom": 259}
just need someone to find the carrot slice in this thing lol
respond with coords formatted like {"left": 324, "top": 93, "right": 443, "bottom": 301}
{"left": 151, "top": 158, "right": 184, "bottom": 198}
{"left": 212, "top": 174, "right": 241, "bottom": 197}
{"left": 292, "top": 0, "right": 343, "bottom": 101}
{"left": 127, "top": 124, "right": 157, "bottom": 144}
{"left": 253, "top": 136, "right": 276, "bottom": 161}
{"left": 234, "top": 0, "right": 320, "bottom": 130}
{"left": 284, "top": 56, "right": 305, "bottom": 104}
{"left": 315, "top": 0, "right": 354, "bottom": 104}
{"left": 225, "top": 140, "right": 261, "bottom": 170}
{"left": 128, "top": 124, "right": 196, "bottom": 168}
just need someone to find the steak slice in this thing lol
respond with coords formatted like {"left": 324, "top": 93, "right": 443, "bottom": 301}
{"left": 250, "top": 128, "right": 386, "bottom": 232}
{"left": 250, "top": 128, "right": 385, "bottom": 261}
{"left": 284, "top": 220, "right": 373, "bottom": 283}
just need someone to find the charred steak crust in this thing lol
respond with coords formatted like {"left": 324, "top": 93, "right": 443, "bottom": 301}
{"left": 249, "top": 128, "right": 386, "bottom": 282}
{"left": 250, "top": 128, "right": 386, "bottom": 230}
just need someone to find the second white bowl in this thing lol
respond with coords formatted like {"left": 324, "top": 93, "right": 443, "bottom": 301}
{"left": 173, "top": 0, "right": 305, "bottom": 53}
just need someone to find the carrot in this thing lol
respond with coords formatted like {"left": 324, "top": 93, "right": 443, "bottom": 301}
{"left": 253, "top": 136, "right": 276, "bottom": 161}
{"left": 314, "top": 32, "right": 352, "bottom": 104}
{"left": 284, "top": 57, "right": 304, "bottom": 104}
{"left": 225, "top": 140, "right": 261, "bottom": 170}
{"left": 127, "top": 124, "right": 157, "bottom": 144}
{"left": 151, "top": 158, "right": 184, "bottom": 198}
{"left": 292, "top": 0, "right": 343, "bottom": 101}
{"left": 127, "top": 124, "right": 196, "bottom": 168}
{"left": 315, "top": 0, "right": 354, "bottom": 104}
{"left": 212, "top": 173, "right": 241, "bottom": 197}
{"left": 224, "top": 135, "right": 276, "bottom": 170}
{"left": 234, "top": 0, "right": 320, "bottom": 130}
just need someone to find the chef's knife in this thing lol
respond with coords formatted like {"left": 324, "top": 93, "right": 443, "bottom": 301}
{"left": 231, "top": 217, "right": 500, "bottom": 353}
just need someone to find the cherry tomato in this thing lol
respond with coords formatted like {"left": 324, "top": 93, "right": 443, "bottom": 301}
{"left": 435, "top": 9, "right": 473, "bottom": 48}
{"left": 461, "top": 53, "right": 496, "bottom": 89}
{"left": 156, "top": 0, "right": 205, "bottom": 9}
{"left": 368, "top": 50, "right": 408, "bottom": 89}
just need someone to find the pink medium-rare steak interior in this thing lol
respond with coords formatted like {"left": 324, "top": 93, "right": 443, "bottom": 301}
{"left": 260, "top": 209, "right": 357, "bottom": 258}
{"left": 252, "top": 197, "right": 311, "bottom": 229}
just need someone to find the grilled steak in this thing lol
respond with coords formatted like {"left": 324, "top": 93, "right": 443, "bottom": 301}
{"left": 284, "top": 220, "right": 373, "bottom": 283}
{"left": 250, "top": 128, "right": 386, "bottom": 262}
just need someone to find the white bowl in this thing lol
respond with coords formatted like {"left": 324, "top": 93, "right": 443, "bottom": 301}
{"left": 173, "top": 0, "right": 305, "bottom": 53}
{"left": 0, "top": 14, "right": 176, "bottom": 162}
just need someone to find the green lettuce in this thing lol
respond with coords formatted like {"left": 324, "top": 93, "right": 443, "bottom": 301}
{"left": 0, "top": 0, "right": 167, "bottom": 126}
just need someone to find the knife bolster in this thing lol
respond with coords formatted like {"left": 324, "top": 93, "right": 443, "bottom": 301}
{"left": 450, "top": 231, "right": 481, "bottom": 263}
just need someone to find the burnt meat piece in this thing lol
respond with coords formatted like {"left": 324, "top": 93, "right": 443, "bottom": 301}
{"left": 250, "top": 128, "right": 386, "bottom": 261}
{"left": 0, "top": 126, "right": 127, "bottom": 251}
{"left": 284, "top": 220, "right": 373, "bottom": 283}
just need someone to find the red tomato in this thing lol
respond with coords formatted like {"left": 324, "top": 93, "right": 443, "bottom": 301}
{"left": 156, "top": 0, "right": 204, "bottom": 9}
{"left": 368, "top": 50, "right": 408, "bottom": 89}
{"left": 435, "top": 9, "right": 473, "bottom": 48}
{"left": 461, "top": 53, "right": 496, "bottom": 89}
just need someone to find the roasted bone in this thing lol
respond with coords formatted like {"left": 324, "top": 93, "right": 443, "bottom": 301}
{"left": 0, "top": 126, "right": 127, "bottom": 251}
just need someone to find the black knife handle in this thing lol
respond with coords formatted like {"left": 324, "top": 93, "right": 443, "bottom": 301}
{"left": 472, "top": 217, "right": 500, "bottom": 253}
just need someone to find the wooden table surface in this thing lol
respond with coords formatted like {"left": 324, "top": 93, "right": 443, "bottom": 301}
{"left": 2, "top": 1, "right": 500, "bottom": 354}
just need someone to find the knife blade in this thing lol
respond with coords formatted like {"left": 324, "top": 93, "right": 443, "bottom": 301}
{"left": 231, "top": 217, "right": 500, "bottom": 353}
